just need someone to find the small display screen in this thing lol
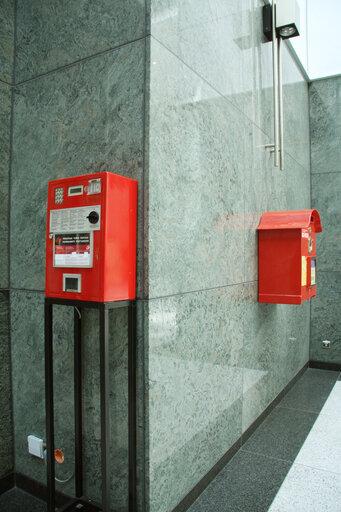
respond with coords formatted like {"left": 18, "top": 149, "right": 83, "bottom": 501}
{"left": 68, "top": 186, "right": 83, "bottom": 196}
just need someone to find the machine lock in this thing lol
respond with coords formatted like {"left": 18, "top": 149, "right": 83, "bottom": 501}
{"left": 87, "top": 211, "right": 99, "bottom": 224}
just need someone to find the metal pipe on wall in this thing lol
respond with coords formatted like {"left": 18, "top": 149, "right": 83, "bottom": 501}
{"left": 278, "top": 36, "right": 284, "bottom": 170}
{"left": 272, "top": 0, "right": 280, "bottom": 167}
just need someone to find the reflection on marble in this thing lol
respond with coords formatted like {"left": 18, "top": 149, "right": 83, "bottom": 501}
{"left": 0, "top": 0, "right": 15, "bottom": 83}
{"left": 82, "top": 307, "right": 130, "bottom": 510}
{"left": 11, "top": 291, "right": 133, "bottom": 510}
{"left": 242, "top": 283, "right": 310, "bottom": 432}
{"left": 244, "top": 125, "right": 311, "bottom": 283}
{"left": 148, "top": 39, "right": 246, "bottom": 298}
{"left": 146, "top": 284, "right": 245, "bottom": 512}
{"left": 150, "top": 0, "right": 309, "bottom": 164}
{"left": 312, "top": 171, "right": 341, "bottom": 273}
{"left": 11, "top": 41, "right": 144, "bottom": 294}
{"left": 310, "top": 272, "right": 341, "bottom": 365}
{"left": 0, "top": 291, "right": 12, "bottom": 477}
{"left": 0, "top": 83, "right": 11, "bottom": 289}
{"left": 281, "top": 43, "right": 310, "bottom": 171}
{"left": 15, "top": 0, "right": 145, "bottom": 82}
{"left": 310, "top": 76, "right": 341, "bottom": 174}
{"left": 151, "top": 0, "right": 254, "bottom": 118}
{"left": 268, "top": 463, "right": 341, "bottom": 512}
{"left": 11, "top": 291, "right": 74, "bottom": 493}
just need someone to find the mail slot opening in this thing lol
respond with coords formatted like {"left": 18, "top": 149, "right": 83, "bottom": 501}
{"left": 63, "top": 274, "right": 81, "bottom": 293}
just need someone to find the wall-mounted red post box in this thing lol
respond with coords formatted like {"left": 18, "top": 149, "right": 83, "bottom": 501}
{"left": 258, "top": 209, "right": 322, "bottom": 304}
{"left": 45, "top": 172, "right": 137, "bottom": 302}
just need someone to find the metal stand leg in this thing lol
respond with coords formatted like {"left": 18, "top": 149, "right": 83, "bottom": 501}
{"left": 74, "top": 307, "right": 83, "bottom": 498}
{"left": 128, "top": 302, "right": 137, "bottom": 512}
{"left": 45, "top": 301, "right": 55, "bottom": 512}
{"left": 100, "top": 307, "right": 111, "bottom": 511}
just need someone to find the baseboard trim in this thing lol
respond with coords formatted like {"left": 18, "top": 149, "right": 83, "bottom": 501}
{"left": 15, "top": 472, "right": 70, "bottom": 507}
{"left": 171, "top": 362, "right": 308, "bottom": 512}
{"left": 309, "top": 360, "right": 341, "bottom": 372}
{"left": 0, "top": 472, "right": 14, "bottom": 495}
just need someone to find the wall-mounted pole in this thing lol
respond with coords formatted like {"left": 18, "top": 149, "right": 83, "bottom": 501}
{"left": 278, "top": 35, "right": 284, "bottom": 170}
{"left": 272, "top": 0, "right": 279, "bottom": 167}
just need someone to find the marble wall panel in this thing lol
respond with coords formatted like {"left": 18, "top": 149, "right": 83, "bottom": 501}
{"left": 150, "top": 0, "right": 254, "bottom": 120}
{"left": 281, "top": 44, "right": 310, "bottom": 171}
{"left": 310, "top": 272, "right": 341, "bottom": 365}
{"left": 11, "top": 41, "right": 144, "bottom": 294}
{"left": 148, "top": 38, "right": 247, "bottom": 298}
{"left": 310, "top": 76, "right": 341, "bottom": 366}
{"left": 0, "top": 82, "right": 11, "bottom": 289}
{"left": 0, "top": 0, "right": 15, "bottom": 83}
{"left": 0, "top": 291, "right": 13, "bottom": 477}
{"left": 146, "top": 284, "right": 245, "bottom": 512}
{"left": 15, "top": 0, "right": 145, "bottom": 82}
{"left": 310, "top": 76, "right": 341, "bottom": 174}
{"left": 11, "top": 291, "right": 73, "bottom": 491}
{"left": 150, "top": 1, "right": 309, "bottom": 168}
{"left": 242, "top": 283, "right": 310, "bottom": 432}
{"left": 11, "top": 290, "right": 133, "bottom": 509}
{"left": 312, "top": 173, "right": 341, "bottom": 272}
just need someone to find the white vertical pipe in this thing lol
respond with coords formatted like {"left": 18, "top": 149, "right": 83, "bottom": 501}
{"left": 272, "top": 0, "right": 279, "bottom": 167}
{"left": 278, "top": 36, "right": 284, "bottom": 170}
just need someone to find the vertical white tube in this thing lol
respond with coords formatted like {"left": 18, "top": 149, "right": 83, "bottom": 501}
{"left": 278, "top": 36, "right": 284, "bottom": 170}
{"left": 272, "top": 0, "right": 279, "bottom": 167}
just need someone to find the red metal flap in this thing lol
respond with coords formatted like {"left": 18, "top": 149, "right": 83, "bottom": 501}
{"left": 257, "top": 210, "right": 322, "bottom": 232}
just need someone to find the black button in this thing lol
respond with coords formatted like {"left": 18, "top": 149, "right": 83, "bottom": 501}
{"left": 87, "top": 211, "right": 99, "bottom": 224}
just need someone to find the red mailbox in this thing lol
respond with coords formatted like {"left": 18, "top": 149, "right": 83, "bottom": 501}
{"left": 45, "top": 172, "right": 137, "bottom": 302}
{"left": 258, "top": 210, "right": 322, "bottom": 304}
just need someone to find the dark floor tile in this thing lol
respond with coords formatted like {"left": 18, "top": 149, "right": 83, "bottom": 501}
{"left": 0, "top": 488, "right": 46, "bottom": 512}
{"left": 188, "top": 451, "right": 291, "bottom": 512}
{"left": 276, "top": 368, "right": 339, "bottom": 413}
{"left": 242, "top": 406, "right": 317, "bottom": 462}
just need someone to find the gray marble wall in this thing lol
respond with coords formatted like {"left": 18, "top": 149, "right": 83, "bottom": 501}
{"left": 7, "top": 1, "right": 314, "bottom": 511}
{"left": 309, "top": 76, "right": 341, "bottom": 365}
{"left": 9, "top": 1, "right": 147, "bottom": 510}
{"left": 145, "top": 1, "right": 311, "bottom": 511}
{"left": 0, "top": 0, "right": 14, "bottom": 480}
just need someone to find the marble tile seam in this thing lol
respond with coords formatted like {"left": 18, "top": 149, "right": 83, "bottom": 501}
{"left": 8, "top": 80, "right": 15, "bottom": 298}
{"left": 317, "top": 270, "right": 341, "bottom": 273}
{"left": 141, "top": 35, "right": 148, "bottom": 303}
{"left": 309, "top": 73, "right": 341, "bottom": 84}
{"left": 292, "top": 461, "right": 341, "bottom": 478}
{"left": 145, "top": 280, "right": 257, "bottom": 302}
{"left": 276, "top": 404, "right": 330, "bottom": 415}
{"left": 9, "top": 288, "right": 45, "bottom": 294}
{"left": 13, "top": 35, "right": 148, "bottom": 87}
{"left": 0, "top": 78, "right": 13, "bottom": 87}
{"left": 311, "top": 170, "right": 341, "bottom": 175}
{"left": 149, "top": 35, "right": 310, "bottom": 173}
{"left": 240, "top": 447, "right": 295, "bottom": 466}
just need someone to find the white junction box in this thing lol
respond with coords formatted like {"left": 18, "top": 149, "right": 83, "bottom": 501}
{"left": 28, "top": 435, "right": 44, "bottom": 459}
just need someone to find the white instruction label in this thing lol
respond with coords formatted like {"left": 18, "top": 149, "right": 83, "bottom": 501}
{"left": 49, "top": 205, "right": 101, "bottom": 233}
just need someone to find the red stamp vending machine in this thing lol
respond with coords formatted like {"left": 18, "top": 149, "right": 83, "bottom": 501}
{"left": 45, "top": 172, "right": 137, "bottom": 302}
{"left": 258, "top": 209, "right": 322, "bottom": 304}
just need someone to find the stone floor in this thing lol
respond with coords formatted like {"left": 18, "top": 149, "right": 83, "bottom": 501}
{"left": 0, "top": 487, "right": 46, "bottom": 512}
{"left": 0, "top": 369, "right": 340, "bottom": 512}
{"left": 188, "top": 368, "right": 341, "bottom": 512}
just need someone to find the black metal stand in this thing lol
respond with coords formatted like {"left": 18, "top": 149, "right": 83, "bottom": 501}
{"left": 45, "top": 298, "right": 137, "bottom": 512}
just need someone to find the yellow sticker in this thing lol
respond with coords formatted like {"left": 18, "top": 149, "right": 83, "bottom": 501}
{"left": 301, "top": 257, "right": 307, "bottom": 286}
